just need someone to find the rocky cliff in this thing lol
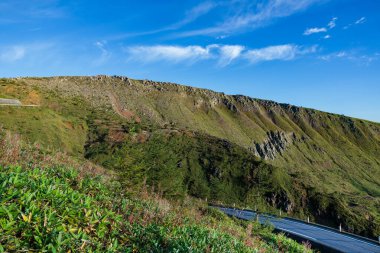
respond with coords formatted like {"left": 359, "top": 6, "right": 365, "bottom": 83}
{"left": 250, "top": 131, "right": 297, "bottom": 160}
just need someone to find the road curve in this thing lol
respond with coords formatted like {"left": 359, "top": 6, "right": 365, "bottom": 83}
{"left": 216, "top": 207, "right": 380, "bottom": 253}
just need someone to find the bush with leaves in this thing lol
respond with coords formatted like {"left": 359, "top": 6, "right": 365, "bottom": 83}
{"left": 0, "top": 166, "right": 312, "bottom": 252}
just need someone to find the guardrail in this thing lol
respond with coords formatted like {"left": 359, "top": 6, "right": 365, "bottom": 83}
{"left": 210, "top": 203, "right": 379, "bottom": 245}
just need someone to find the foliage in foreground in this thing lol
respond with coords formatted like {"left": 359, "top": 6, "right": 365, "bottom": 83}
{"left": 0, "top": 165, "right": 311, "bottom": 252}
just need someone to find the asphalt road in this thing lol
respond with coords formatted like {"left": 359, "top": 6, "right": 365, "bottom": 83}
{"left": 216, "top": 207, "right": 380, "bottom": 253}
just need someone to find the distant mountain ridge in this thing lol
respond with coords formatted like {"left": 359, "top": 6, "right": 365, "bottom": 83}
{"left": 1, "top": 76, "right": 379, "bottom": 238}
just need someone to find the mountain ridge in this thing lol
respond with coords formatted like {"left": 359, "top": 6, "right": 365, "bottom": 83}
{"left": 10, "top": 75, "right": 379, "bottom": 124}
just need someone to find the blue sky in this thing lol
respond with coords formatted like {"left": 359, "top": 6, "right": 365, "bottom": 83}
{"left": 1, "top": 0, "right": 379, "bottom": 122}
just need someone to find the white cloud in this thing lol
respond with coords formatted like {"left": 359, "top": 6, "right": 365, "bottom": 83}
{"left": 0, "top": 42, "right": 58, "bottom": 69}
{"left": 0, "top": 0, "right": 67, "bottom": 21}
{"left": 336, "top": 51, "right": 347, "bottom": 57}
{"left": 0, "top": 46, "right": 26, "bottom": 62}
{"left": 304, "top": 17, "right": 337, "bottom": 36}
{"left": 319, "top": 50, "right": 378, "bottom": 65}
{"left": 179, "top": 0, "right": 321, "bottom": 37}
{"left": 324, "top": 35, "right": 331, "bottom": 39}
{"left": 344, "top": 16, "right": 366, "bottom": 29}
{"left": 355, "top": 17, "right": 366, "bottom": 24}
{"left": 304, "top": 27, "right": 327, "bottom": 35}
{"left": 244, "top": 44, "right": 316, "bottom": 63}
{"left": 94, "top": 41, "right": 111, "bottom": 65}
{"left": 216, "top": 35, "right": 228, "bottom": 40}
{"left": 108, "top": 1, "right": 218, "bottom": 40}
{"left": 125, "top": 43, "right": 317, "bottom": 66}
{"left": 176, "top": 1, "right": 217, "bottom": 28}
{"left": 218, "top": 45, "right": 245, "bottom": 66}
{"left": 319, "top": 51, "right": 347, "bottom": 61}
{"left": 327, "top": 17, "right": 338, "bottom": 29}
{"left": 125, "top": 45, "right": 213, "bottom": 63}
{"left": 245, "top": 45, "right": 297, "bottom": 62}
{"left": 150, "top": 1, "right": 218, "bottom": 32}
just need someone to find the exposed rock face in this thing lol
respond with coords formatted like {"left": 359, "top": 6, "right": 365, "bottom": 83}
{"left": 250, "top": 131, "right": 296, "bottom": 160}
{"left": 266, "top": 191, "right": 294, "bottom": 213}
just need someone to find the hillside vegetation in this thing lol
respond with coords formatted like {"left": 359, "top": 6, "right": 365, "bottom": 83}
{"left": 0, "top": 76, "right": 379, "bottom": 238}
{"left": 0, "top": 129, "right": 310, "bottom": 252}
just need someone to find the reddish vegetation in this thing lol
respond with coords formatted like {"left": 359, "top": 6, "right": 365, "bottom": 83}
{"left": 108, "top": 92, "right": 141, "bottom": 122}
{"left": 108, "top": 129, "right": 126, "bottom": 143}
{"left": 64, "top": 121, "right": 74, "bottom": 130}
{"left": 23, "top": 90, "right": 41, "bottom": 105}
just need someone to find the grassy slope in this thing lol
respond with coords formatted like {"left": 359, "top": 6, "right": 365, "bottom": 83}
{"left": 0, "top": 76, "right": 379, "bottom": 238}
{"left": 83, "top": 123, "right": 380, "bottom": 237}
{"left": 0, "top": 166, "right": 314, "bottom": 252}
{"left": 17, "top": 77, "right": 380, "bottom": 194}
{"left": 0, "top": 131, "right": 310, "bottom": 252}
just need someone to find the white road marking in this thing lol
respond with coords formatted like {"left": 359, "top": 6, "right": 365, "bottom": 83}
{"left": 218, "top": 207, "right": 380, "bottom": 250}
{"left": 278, "top": 227, "right": 317, "bottom": 241}
{"left": 277, "top": 217, "right": 380, "bottom": 247}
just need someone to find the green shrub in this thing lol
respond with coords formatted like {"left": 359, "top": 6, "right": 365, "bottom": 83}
{"left": 0, "top": 166, "right": 310, "bottom": 252}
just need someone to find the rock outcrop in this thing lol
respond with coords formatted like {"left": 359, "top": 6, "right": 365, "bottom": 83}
{"left": 250, "top": 131, "right": 296, "bottom": 160}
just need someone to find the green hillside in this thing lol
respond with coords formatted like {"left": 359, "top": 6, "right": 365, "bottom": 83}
{"left": 1, "top": 76, "right": 379, "bottom": 238}
{"left": 0, "top": 129, "right": 310, "bottom": 252}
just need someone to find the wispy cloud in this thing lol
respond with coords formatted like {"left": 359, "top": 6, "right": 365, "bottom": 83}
{"left": 0, "top": 46, "right": 26, "bottom": 62}
{"left": 344, "top": 16, "right": 366, "bottom": 29}
{"left": 109, "top": 1, "right": 218, "bottom": 40}
{"left": 125, "top": 43, "right": 317, "bottom": 66}
{"left": 304, "top": 27, "right": 327, "bottom": 35}
{"left": 125, "top": 45, "right": 214, "bottom": 63}
{"left": 355, "top": 17, "right": 366, "bottom": 25}
{"left": 0, "top": 0, "right": 67, "bottom": 24}
{"left": 304, "top": 17, "right": 337, "bottom": 36}
{"left": 0, "top": 0, "right": 68, "bottom": 26}
{"left": 319, "top": 51, "right": 347, "bottom": 60}
{"left": 244, "top": 44, "right": 317, "bottom": 63}
{"left": 323, "top": 34, "right": 331, "bottom": 39}
{"left": 170, "top": 1, "right": 218, "bottom": 30}
{"left": 0, "top": 42, "right": 57, "bottom": 66}
{"left": 93, "top": 41, "right": 111, "bottom": 65}
{"left": 327, "top": 17, "right": 337, "bottom": 28}
{"left": 178, "top": 0, "right": 321, "bottom": 37}
{"left": 319, "top": 50, "right": 378, "bottom": 65}
{"left": 218, "top": 45, "right": 245, "bottom": 66}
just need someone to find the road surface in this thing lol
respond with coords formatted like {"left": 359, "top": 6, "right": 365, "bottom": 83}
{"left": 216, "top": 207, "right": 380, "bottom": 253}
